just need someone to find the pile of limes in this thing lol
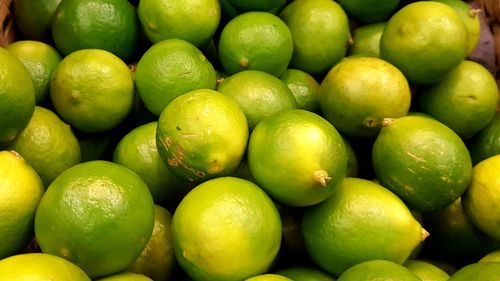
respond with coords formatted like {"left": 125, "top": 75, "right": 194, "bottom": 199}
{"left": 1, "top": 0, "right": 499, "bottom": 280}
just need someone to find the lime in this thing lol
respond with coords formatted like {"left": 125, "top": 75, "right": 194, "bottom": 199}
{"left": 280, "top": 68, "right": 320, "bottom": 113}
{"left": 217, "top": 70, "right": 297, "bottom": 129}
{"left": 480, "top": 250, "right": 500, "bottom": 263}
{"left": 34, "top": 160, "right": 155, "bottom": 278}
{"left": 302, "top": 177, "right": 426, "bottom": 276}
{"left": 276, "top": 266, "right": 336, "bottom": 281}
{"left": 336, "top": 0, "right": 400, "bottom": 23}
{"left": 404, "top": 259, "right": 450, "bottom": 281}
{"left": 319, "top": 56, "right": 411, "bottom": 137}
{"left": 337, "top": 260, "right": 422, "bottom": 281}
{"left": 279, "top": 0, "right": 351, "bottom": 75}
{"left": 135, "top": 39, "right": 217, "bottom": 115}
{"left": 448, "top": 262, "right": 500, "bottom": 281}
{"left": 13, "top": 0, "right": 61, "bottom": 41}
{"left": 96, "top": 272, "right": 153, "bottom": 281}
{"left": 372, "top": 115, "right": 472, "bottom": 212}
{"left": 468, "top": 112, "right": 500, "bottom": 164}
{"left": 348, "top": 21, "right": 386, "bottom": 58}
{"left": 172, "top": 177, "right": 282, "bottom": 281}
{"left": 343, "top": 136, "right": 359, "bottom": 177}
{"left": 245, "top": 274, "right": 292, "bottom": 281}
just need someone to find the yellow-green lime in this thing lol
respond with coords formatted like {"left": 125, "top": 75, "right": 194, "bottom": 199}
{"left": 172, "top": 177, "right": 282, "bottom": 281}
{"left": 337, "top": 260, "right": 422, "bottom": 281}
{"left": 218, "top": 11, "right": 293, "bottom": 76}
{"left": 404, "top": 259, "right": 450, "bottom": 281}
{"left": 336, "top": 0, "right": 400, "bottom": 23}
{"left": 6, "top": 40, "right": 62, "bottom": 104}
{"left": 348, "top": 21, "right": 386, "bottom": 58}
{"left": 13, "top": 0, "right": 61, "bottom": 41}
{"left": 135, "top": 39, "right": 217, "bottom": 115}
{"left": 113, "top": 122, "right": 191, "bottom": 204}
{"left": 417, "top": 60, "right": 499, "bottom": 139}
{"left": 279, "top": 0, "right": 351, "bottom": 75}
{"left": 372, "top": 115, "right": 472, "bottom": 212}
{"left": 276, "top": 266, "right": 336, "bottom": 281}
{"left": 138, "top": 0, "right": 220, "bottom": 47}
{"left": 280, "top": 68, "right": 320, "bottom": 112}
{"left": 380, "top": 1, "right": 468, "bottom": 85}
{"left": 0, "top": 150, "right": 44, "bottom": 258}
{"left": 7, "top": 106, "right": 81, "bottom": 187}
{"left": 217, "top": 70, "right": 297, "bottom": 129}
{"left": 50, "top": 49, "right": 135, "bottom": 133}
{"left": 448, "top": 262, "right": 500, "bottom": 281}
{"left": 248, "top": 109, "right": 348, "bottom": 207}
{"left": 0, "top": 253, "right": 91, "bottom": 281}
{"left": 480, "top": 250, "right": 500, "bottom": 263}
{"left": 0, "top": 47, "right": 35, "bottom": 147}
{"left": 34, "top": 160, "right": 155, "bottom": 278}
{"left": 302, "top": 178, "right": 426, "bottom": 276}
{"left": 463, "top": 155, "right": 500, "bottom": 240}
{"left": 96, "top": 272, "right": 153, "bottom": 281}
{"left": 245, "top": 274, "right": 292, "bottom": 281}
{"left": 468, "top": 112, "right": 500, "bottom": 165}
{"left": 52, "top": 0, "right": 139, "bottom": 60}
{"left": 156, "top": 89, "right": 248, "bottom": 182}
{"left": 319, "top": 56, "right": 411, "bottom": 137}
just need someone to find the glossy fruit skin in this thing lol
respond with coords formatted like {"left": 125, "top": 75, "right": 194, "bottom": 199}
{"left": 468, "top": 112, "right": 500, "bottom": 165}
{"left": 337, "top": 260, "right": 422, "bottom": 281}
{"left": 244, "top": 274, "right": 293, "bottom": 281}
{"left": 279, "top": 69, "right": 320, "bottom": 113}
{"left": 336, "top": 0, "right": 400, "bottom": 23}
{"left": 404, "top": 259, "right": 450, "bottom": 281}
{"left": 348, "top": 21, "right": 386, "bottom": 58}
{"left": 276, "top": 266, "right": 336, "bottom": 281}
{"left": 448, "top": 262, "right": 500, "bottom": 281}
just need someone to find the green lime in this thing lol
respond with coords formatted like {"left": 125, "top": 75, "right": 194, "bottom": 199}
{"left": 336, "top": 0, "right": 400, "bottom": 23}
{"left": 404, "top": 259, "right": 450, "bottom": 281}
{"left": 280, "top": 68, "right": 320, "bottom": 112}
{"left": 245, "top": 274, "right": 292, "bottom": 281}
{"left": 468, "top": 112, "right": 500, "bottom": 165}
{"left": 276, "top": 266, "right": 336, "bottom": 281}
{"left": 13, "top": 0, "right": 61, "bottom": 41}
{"left": 448, "top": 263, "right": 500, "bottom": 281}
{"left": 480, "top": 250, "right": 500, "bottom": 263}
{"left": 337, "top": 260, "right": 421, "bottom": 281}
{"left": 96, "top": 272, "right": 153, "bottom": 281}
{"left": 348, "top": 21, "right": 386, "bottom": 58}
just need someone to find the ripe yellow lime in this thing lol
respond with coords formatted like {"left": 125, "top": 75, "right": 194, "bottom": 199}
{"left": 248, "top": 109, "right": 348, "bottom": 207}
{"left": 417, "top": 60, "right": 499, "bottom": 139}
{"left": 135, "top": 39, "right": 217, "bottom": 115}
{"left": 279, "top": 0, "right": 351, "bottom": 75}
{"left": 280, "top": 68, "right": 320, "bottom": 113}
{"left": 372, "top": 115, "right": 472, "bottom": 212}
{"left": 448, "top": 262, "right": 500, "bottom": 281}
{"left": 468, "top": 112, "right": 500, "bottom": 165}
{"left": 156, "top": 89, "right": 248, "bottom": 183}
{"left": 6, "top": 40, "right": 62, "bottom": 104}
{"left": 0, "top": 47, "right": 35, "bottom": 147}
{"left": 348, "top": 21, "right": 386, "bottom": 58}
{"left": 302, "top": 178, "right": 426, "bottom": 276}
{"left": 113, "top": 122, "right": 191, "bottom": 204}
{"left": 276, "top": 266, "right": 336, "bottom": 281}
{"left": 245, "top": 274, "right": 292, "bottom": 281}
{"left": 52, "top": 0, "right": 139, "bottom": 60}
{"left": 217, "top": 70, "right": 297, "bottom": 129}
{"left": 34, "top": 160, "right": 155, "bottom": 278}
{"left": 138, "top": 0, "right": 220, "bottom": 47}
{"left": 380, "top": 1, "right": 468, "bottom": 85}
{"left": 0, "top": 150, "right": 44, "bottom": 258}
{"left": 172, "top": 177, "right": 282, "bottom": 281}
{"left": 337, "top": 260, "right": 422, "bottom": 281}
{"left": 404, "top": 259, "right": 450, "bottom": 281}
{"left": 50, "top": 49, "right": 135, "bottom": 133}
{"left": 218, "top": 11, "right": 293, "bottom": 76}
{"left": 462, "top": 155, "right": 500, "bottom": 240}
{"left": 319, "top": 56, "right": 411, "bottom": 137}
{"left": 336, "top": 0, "right": 400, "bottom": 23}
{"left": 7, "top": 106, "right": 81, "bottom": 187}
{"left": 13, "top": 0, "right": 61, "bottom": 41}
{"left": 96, "top": 272, "right": 153, "bottom": 281}
{"left": 0, "top": 253, "right": 91, "bottom": 281}
{"left": 127, "top": 205, "right": 175, "bottom": 281}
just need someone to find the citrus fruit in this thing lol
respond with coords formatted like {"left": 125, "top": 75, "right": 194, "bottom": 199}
{"left": 337, "top": 260, "right": 422, "bottom": 281}
{"left": 7, "top": 106, "right": 81, "bottom": 187}
{"left": 417, "top": 60, "right": 499, "bottom": 139}
{"left": 468, "top": 112, "right": 500, "bottom": 165}
{"left": 280, "top": 68, "right": 320, "bottom": 112}
{"left": 0, "top": 253, "right": 91, "bottom": 281}
{"left": 433, "top": 0, "right": 481, "bottom": 55}
{"left": 302, "top": 177, "right": 426, "bottom": 276}
{"left": 218, "top": 11, "right": 293, "bottom": 76}
{"left": 34, "top": 160, "right": 155, "bottom": 278}
{"left": 51, "top": 0, "right": 139, "bottom": 60}
{"left": 380, "top": 1, "right": 468, "bottom": 85}
{"left": 319, "top": 56, "right": 411, "bottom": 137}
{"left": 279, "top": 0, "right": 351, "bottom": 75}
{"left": 343, "top": 136, "right": 359, "bottom": 177}
{"left": 127, "top": 205, "right": 175, "bottom": 281}
{"left": 50, "top": 49, "right": 135, "bottom": 133}
{"left": 372, "top": 115, "right": 473, "bottom": 212}
{"left": 276, "top": 266, "right": 336, "bottom": 281}
{"left": 0, "top": 150, "right": 44, "bottom": 258}
{"left": 0, "top": 47, "right": 35, "bottom": 147}
{"left": 448, "top": 262, "right": 500, "bottom": 281}
{"left": 134, "top": 39, "right": 217, "bottom": 115}
{"left": 336, "top": 0, "right": 400, "bottom": 23}
{"left": 172, "top": 177, "right": 282, "bottom": 281}
{"left": 245, "top": 274, "right": 292, "bottom": 281}
{"left": 6, "top": 40, "right": 62, "bottom": 104}
{"left": 113, "top": 122, "right": 190, "bottom": 204}
{"left": 217, "top": 70, "right": 297, "bottom": 129}
{"left": 347, "top": 21, "right": 386, "bottom": 58}
{"left": 227, "top": 0, "right": 285, "bottom": 12}
{"left": 156, "top": 89, "right": 248, "bottom": 182}
{"left": 462, "top": 155, "right": 500, "bottom": 240}
{"left": 96, "top": 272, "right": 153, "bottom": 281}
{"left": 138, "top": 0, "right": 220, "bottom": 47}
{"left": 480, "top": 250, "right": 500, "bottom": 263}
{"left": 404, "top": 259, "right": 450, "bottom": 281}
{"left": 13, "top": 0, "right": 61, "bottom": 41}
{"left": 248, "top": 109, "right": 347, "bottom": 206}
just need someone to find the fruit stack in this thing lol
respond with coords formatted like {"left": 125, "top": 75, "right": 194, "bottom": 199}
{"left": 0, "top": 1, "right": 499, "bottom": 281}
